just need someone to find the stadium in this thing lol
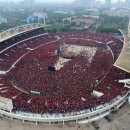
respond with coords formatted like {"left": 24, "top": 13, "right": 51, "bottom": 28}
{"left": 0, "top": 23, "right": 129, "bottom": 125}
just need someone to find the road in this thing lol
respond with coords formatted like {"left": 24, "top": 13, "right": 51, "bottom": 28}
{"left": 87, "top": 18, "right": 104, "bottom": 33}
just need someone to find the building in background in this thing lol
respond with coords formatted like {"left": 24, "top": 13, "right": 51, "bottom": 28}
{"left": 21, "top": 0, "right": 35, "bottom": 9}
{"left": 0, "top": 18, "right": 7, "bottom": 24}
{"left": 105, "top": 0, "right": 111, "bottom": 9}
{"left": 116, "top": 0, "right": 125, "bottom": 8}
{"left": 125, "top": 0, "right": 130, "bottom": 7}
{"left": 27, "top": 11, "right": 48, "bottom": 24}
{"left": 104, "top": 8, "right": 130, "bottom": 17}
{"left": 73, "top": 0, "right": 95, "bottom": 8}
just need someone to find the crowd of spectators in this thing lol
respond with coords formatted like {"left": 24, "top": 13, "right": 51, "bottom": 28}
{"left": 0, "top": 28, "right": 46, "bottom": 51}
{"left": 0, "top": 31, "right": 128, "bottom": 114}
{"left": 54, "top": 32, "right": 123, "bottom": 61}
{"left": 0, "top": 29, "right": 55, "bottom": 71}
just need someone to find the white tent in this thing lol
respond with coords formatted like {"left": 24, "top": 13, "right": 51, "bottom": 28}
{"left": 0, "top": 96, "right": 13, "bottom": 111}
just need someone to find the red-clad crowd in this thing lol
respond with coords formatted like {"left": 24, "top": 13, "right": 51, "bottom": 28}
{"left": 0, "top": 31, "right": 128, "bottom": 114}
{"left": 0, "top": 29, "right": 55, "bottom": 71}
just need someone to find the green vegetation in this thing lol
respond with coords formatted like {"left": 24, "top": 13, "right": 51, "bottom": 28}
{"left": 0, "top": 10, "right": 31, "bottom": 32}
{"left": 99, "top": 16, "right": 129, "bottom": 33}
{"left": 45, "top": 22, "right": 87, "bottom": 33}
{"left": 46, "top": 23, "right": 70, "bottom": 32}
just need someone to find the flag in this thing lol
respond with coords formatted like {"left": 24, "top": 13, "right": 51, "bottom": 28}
{"left": 48, "top": 52, "right": 57, "bottom": 57}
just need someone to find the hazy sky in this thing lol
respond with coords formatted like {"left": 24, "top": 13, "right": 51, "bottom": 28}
{"left": 0, "top": 0, "right": 125, "bottom": 3}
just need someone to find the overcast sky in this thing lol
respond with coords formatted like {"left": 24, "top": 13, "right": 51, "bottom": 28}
{"left": 0, "top": 0, "right": 125, "bottom": 3}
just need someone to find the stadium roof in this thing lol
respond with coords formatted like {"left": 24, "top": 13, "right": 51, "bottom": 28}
{"left": 114, "top": 29, "right": 130, "bottom": 73}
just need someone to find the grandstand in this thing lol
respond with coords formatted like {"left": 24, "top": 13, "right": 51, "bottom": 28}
{"left": 0, "top": 23, "right": 129, "bottom": 124}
